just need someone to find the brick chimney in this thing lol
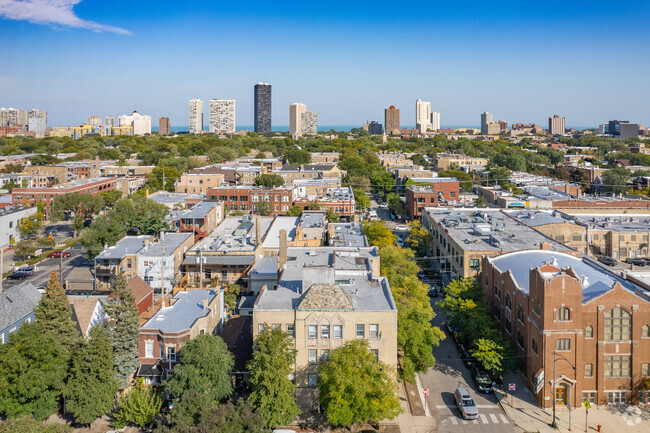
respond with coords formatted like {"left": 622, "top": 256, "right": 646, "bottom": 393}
{"left": 203, "top": 297, "right": 209, "bottom": 309}
{"left": 278, "top": 229, "right": 287, "bottom": 271}
{"left": 255, "top": 215, "right": 261, "bottom": 245}
{"left": 540, "top": 242, "right": 550, "bottom": 250}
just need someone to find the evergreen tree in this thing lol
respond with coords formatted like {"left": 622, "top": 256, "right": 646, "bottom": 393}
{"left": 0, "top": 416, "right": 72, "bottom": 433}
{"left": 33, "top": 270, "right": 80, "bottom": 357}
{"left": 0, "top": 323, "right": 68, "bottom": 420}
{"left": 318, "top": 340, "right": 401, "bottom": 427}
{"left": 103, "top": 273, "right": 140, "bottom": 388}
{"left": 165, "top": 335, "right": 234, "bottom": 402}
{"left": 113, "top": 379, "right": 162, "bottom": 428}
{"left": 247, "top": 326, "right": 300, "bottom": 428}
{"left": 63, "top": 326, "right": 118, "bottom": 425}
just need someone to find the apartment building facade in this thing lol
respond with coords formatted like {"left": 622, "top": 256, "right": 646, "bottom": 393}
{"left": 11, "top": 177, "right": 117, "bottom": 208}
{"left": 405, "top": 180, "right": 460, "bottom": 220}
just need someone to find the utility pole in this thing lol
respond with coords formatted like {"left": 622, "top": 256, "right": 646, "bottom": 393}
{"left": 160, "top": 245, "right": 166, "bottom": 298}
{"left": 199, "top": 248, "right": 203, "bottom": 288}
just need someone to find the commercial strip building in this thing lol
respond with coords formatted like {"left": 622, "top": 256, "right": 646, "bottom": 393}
{"left": 11, "top": 177, "right": 117, "bottom": 208}
{"left": 482, "top": 250, "right": 650, "bottom": 408}
{"left": 252, "top": 246, "right": 398, "bottom": 411}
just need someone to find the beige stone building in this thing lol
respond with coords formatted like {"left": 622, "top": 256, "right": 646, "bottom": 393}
{"left": 434, "top": 153, "right": 488, "bottom": 171}
{"left": 175, "top": 172, "right": 225, "bottom": 194}
{"left": 253, "top": 246, "right": 398, "bottom": 411}
{"left": 24, "top": 165, "right": 68, "bottom": 186}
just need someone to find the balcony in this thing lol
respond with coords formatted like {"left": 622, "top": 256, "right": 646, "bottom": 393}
{"left": 179, "top": 223, "right": 207, "bottom": 241}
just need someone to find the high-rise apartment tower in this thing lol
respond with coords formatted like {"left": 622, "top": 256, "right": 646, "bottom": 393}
{"left": 209, "top": 99, "right": 236, "bottom": 133}
{"left": 481, "top": 112, "right": 493, "bottom": 134}
{"left": 189, "top": 99, "right": 204, "bottom": 134}
{"left": 548, "top": 115, "right": 566, "bottom": 135}
{"left": 416, "top": 99, "right": 431, "bottom": 133}
{"left": 159, "top": 117, "right": 171, "bottom": 135}
{"left": 385, "top": 105, "right": 400, "bottom": 135}
{"left": 290, "top": 103, "right": 307, "bottom": 138}
{"left": 254, "top": 83, "right": 272, "bottom": 133}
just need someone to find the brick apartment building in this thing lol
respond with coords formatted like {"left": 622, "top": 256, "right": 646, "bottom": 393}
{"left": 206, "top": 185, "right": 296, "bottom": 215}
{"left": 11, "top": 177, "right": 117, "bottom": 208}
{"left": 405, "top": 179, "right": 460, "bottom": 220}
{"left": 482, "top": 250, "right": 650, "bottom": 408}
{"left": 293, "top": 186, "right": 356, "bottom": 218}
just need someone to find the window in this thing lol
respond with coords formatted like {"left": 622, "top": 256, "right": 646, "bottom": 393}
{"left": 308, "top": 325, "right": 317, "bottom": 339}
{"left": 356, "top": 324, "right": 365, "bottom": 338}
{"left": 608, "top": 391, "right": 629, "bottom": 405}
{"left": 593, "top": 234, "right": 599, "bottom": 240}
{"left": 145, "top": 341, "right": 154, "bottom": 358}
{"left": 517, "top": 331, "right": 524, "bottom": 349}
{"left": 631, "top": 235, "right": 637, "bottom": 242}
{"left": 166, "top": 346, "right": 176, "bottom": 362}
{"left": 555, "top": 234, "right": 565, "bottom": 242}
{"left": 642, "top": 363, "right": 649, "bottom": 377}
{"left": 604, "top": 355, "right": 631, "bottom": 378}
{"left": 505, "top": 293, "right": 512, "bottom": 310}
{"left": 505, "top": 318, "right": 512, "bottom": 334}
{"left": 272, "top": 323, "right": 281, "bottom": 330}
{"left": 258, "top": 324, "right": 265, "bottom": 333}
{"left": 308, "top": 374, "right": 318, "bottom": 387}
{"left": 199, "top": 328, "right": 205, "bottom": 335}
{"left": 532, "top": 297, "right": 541, "bottom": 316}
{"left": 495, "top": 285, "right": 501, "bottom": 299}
{"left": 556, "top": 338, "right": 571, "bottom": 351}
{"left": 493, "top": 305, "right": 501, "bottom": 320}
{"left": 333, "top": 325, "right": 342, "bottom": 339}
{"left": 286, "top": 323, "right": 295, "bottom": 337}
{"left": 369, "top": 324, "right": 379, "bottom": 338}
{"left": 585, "top": 363, "right": 593, "bottom": 377}
{"left": 640, "top": 390, "right": 650, "bottom": 405}
{"left": 532, "top": 339, "right": 538, "bottom": 355}
{"left": 572, "top": 234, "right": 582, "bottom": 242}
{"left": 308, "top": 349, "right": 317, "bottom": 364}
{"left": 321, "top": 349, "right": 330, "bottom": 362}
{"left": 321, "top": 325, "right": 330, "bottom": 339}
{"left": 517, "top": 305, "right": 524, "bottom": 324}
{"left": 604, "top": 307, "right": 631, "bottom": 341}
{"left": 585, "top": 325, "right": 593, "bottom": 338}
{"left": 469, "top": 259, "right": 480, "bottom": 270}
{"left": 371, "top": 349, "right": 379, "bottom": 361}
{"left": 557, "top": 306, "right": 570, "bottom": 322}
{"left": 582, "top": 392, "right": 596, "bottom": 404}
{"left": 643, "top": 324, "right": 649, "bottom": 338}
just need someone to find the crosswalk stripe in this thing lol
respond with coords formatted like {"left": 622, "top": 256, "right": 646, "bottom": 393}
{"left": 450, "top": 417, "right": 458, "bottom": 425}
{"left": 490, "top": 413, "right": 499, "bottom": 423}
{"left": 479, "top": 414, "right": 488, "bottom": 423}
{"left": 472, "top": 419, "right": 479, "bottom": 424}
{"left": 500, "top": 414, "right": 509, "bottom": 424}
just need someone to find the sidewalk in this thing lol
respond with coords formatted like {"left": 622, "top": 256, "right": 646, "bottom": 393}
{"left": 496, "top": 371, "right": 650, "bottom": 433}
{"left": 395, "top": 375, "right": 436, "bottom": 433}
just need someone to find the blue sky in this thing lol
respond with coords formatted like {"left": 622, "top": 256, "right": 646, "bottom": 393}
{"left": 1, "top": 0, "right": 649, "bottom": 128}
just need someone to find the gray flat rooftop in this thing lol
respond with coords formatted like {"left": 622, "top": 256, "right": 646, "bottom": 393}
{"left": 569, "top": 214, "right": 650, "bottom": 232}
{"left": 139, "top": 232, "right": 192, "bottom": 257}
{"left": 148, "top": 192, "right": 205, "bottom": 204}
{"left": 328, "top": 222, "right": 368, "bottom": 247}
{"left": 488, "top": 250, "right": 642, "bottom": 303}
{"left": 250, "top": 256, "right": 278, "bottom": 275}
{"left": 0, "top": 205, "right": 35, "bottom": 217}
{"left": 519, "top": 186, "right": 573, "bottom": 201}
{"left": 190, "top": 215, "right": 273, "bottom": 253}
{"left": 262, "top": 217, "right": 299, "bottom": 249}
{"left": 180, "top": 201, "right": 219, "bottom": 219}
{"left": 299, "top": 212, "right": 327, "bottom": 228}
{"left": 141, "top": 289, "right": 217, "bottom": 333}
{"left": 504, "top": 210, "right": 571, "bottom": 227}
{"left": 96, "top": 235, "right": 151, "bottom": 259}
{"left": 425, "top": 208, "right": 573, "bottom": 253}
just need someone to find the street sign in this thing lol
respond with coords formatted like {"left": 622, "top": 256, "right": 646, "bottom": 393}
{"left": 422, "top": 388, "right": 430, "bottom": 396}
{"left": 583, "top": 401, "right": 591, "bottom": 410}
{"left": 509, "top": 383, "right": 516, "bottom": 391}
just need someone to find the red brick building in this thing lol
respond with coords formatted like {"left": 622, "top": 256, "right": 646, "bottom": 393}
{"left": 482, "top": 250, "right": 650, "bottom": 408}
{"left": 293, "top": 186, "right": 356, "bottom": 218}
{"left": 405, "top": 179, "right": 460, "bottom": 220}
{"left": 11, "top": 177, "right": 117, "bottom": 207}
{"left": 206, "top": 185, "right": 295, "bottom": 215}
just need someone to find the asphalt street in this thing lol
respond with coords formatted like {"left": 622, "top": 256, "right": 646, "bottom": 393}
{"left": 3, "top": 244, "right": 87, "bottom": 290}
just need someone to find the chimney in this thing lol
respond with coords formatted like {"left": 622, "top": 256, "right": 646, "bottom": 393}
{"left": 540, "top": 242, "right": 550, "bottom": 250}
{"left": 278, "top": 229, "right": 287, "bottom": 271}
{"left": 203, "top": 297, "right": 209, "bottom": 309}
{"left": 255, "top": 215, "right": 261, "bottom": 245}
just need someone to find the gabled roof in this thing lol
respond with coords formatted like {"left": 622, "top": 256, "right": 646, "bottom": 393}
{"left": 69, "top": 297, "right": 103, "bottom": 336}
{"left": 297, "top": 283, "right": 353, "bottom": 311}
{"left": 0, "top": 282, "right": 41, "bottom": 331}
{"left": 126, "top": 276, "right": 153, "bottom": 305}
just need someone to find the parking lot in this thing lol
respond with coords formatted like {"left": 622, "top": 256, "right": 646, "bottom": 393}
{"left": 3, "top": 245, "right": 89, "bottom": 290}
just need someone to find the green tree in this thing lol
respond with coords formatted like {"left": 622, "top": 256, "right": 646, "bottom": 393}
{"left": 113, "top": 379, "right": 162, "bottom": 428}
{"left": 407, "top": 220, "right": 433, "bottom": 257}
{"left": 0, "top": 417, "right": 72, "bottom": 433}
{"left": 33, "top": 271, "right": 80, "bottom": 357}
{"left": 247, "top": 326, "right": 300, "bottom": 428}
{"left": 165, "top": 335, "right": 234, "bottom": 401}
{"left": 100, "top": 189, "right": 124, "bottom": 207}
{"left": 285, "top": 205, "right": 303, "bottom": 216}
{"left": 386, "top": 192, "right": 405, "bottom": 216}
{"left": 353, "top": 188, "right": 370, "bottom": 210}
{"left": 362, "top": 220, "right": 396, "bottom": 247}
{"left": 470, "top": 338, "right": 503, "bottom": 375}
{"left": 147, "top": 166, "right": 182, "bottom": 192}
{"left": 438, "top": 169, "right": 474, "bottom": 192}
{"left": 254, "top": 174, "right": 285, "bottom": 187}
{"left": 488, "top": 166, "right": 512, "bottom": 187}
{"left": 256, "top": 199, "right": 272, "bottom": 216}
{"left": 14, "top": 240, "right": 37, "bottom": 258}
{"left": 602, "top": 166, "right": 631, "bottom": 194}
{"left": 284, "top": 149, "right": 311, "bottom": 165}
{"left": 410, "top": 154, "right": 428, "bottom": 167}
{"left": 103, "top": 273, "right": 140, "bottom": 389}
{"left": 223, "top": 284, "right": 241, "bottom": 315}
{"left": 318, "top": 340, "right": 401, "bottom": 427}
{"left": 18, "top": 215, "right": 42, "bottom": 239}
{"left": 325, "top": 208, "right": 340, "bottom": 222}
{"left": 63, "top": 326, "right": 117, "bottom": 425}
{"left": 0, "top": 323, "right": 68, "bottom": 420}
{"left": 50, "top": 193, "right": 104, "bottom": 223}
{"left": 473, "top": 196, "right": 488, "bottom": 207}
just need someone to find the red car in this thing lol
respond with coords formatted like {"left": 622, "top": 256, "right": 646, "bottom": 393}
{"left": 48, "top": 251, "right": 71, "bottom": 258}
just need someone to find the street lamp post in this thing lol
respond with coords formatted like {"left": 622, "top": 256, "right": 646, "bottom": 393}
{"left": 552, "top": 351, "right": 576, "bottom": 429}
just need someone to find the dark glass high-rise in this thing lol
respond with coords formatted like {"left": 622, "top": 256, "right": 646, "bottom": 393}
{"left": 254, "top": 82, "right": 272, "bottom": 133}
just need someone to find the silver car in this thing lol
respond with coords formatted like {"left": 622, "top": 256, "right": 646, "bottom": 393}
{"left": 455, "top": 387, "right": 478, "bottom": 419}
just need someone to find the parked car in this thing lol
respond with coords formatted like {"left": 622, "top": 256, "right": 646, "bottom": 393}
{"left": 8, "top": 270, "right": 30, "bottom": 279}
{"left": 48, "top": 251, "right": 71, "bottom": 258}
{"left": 626, "top": 257, "right": 647, "bottom": 266}
{"left": 445, "top": 319, "right": 459, "bottom": 334}
{"left": 428, "top": 287, "right": 439, "bottom": 297}
{"left": 16, "top": 266, "right": 35, "bottom": 275}
{"left": 598, "top": 256, "right": 617, "bottom": 266}
{"left": 454, "top": 387, "right": 479, "bottom": 420}
{"left": 470, "top": 364, "right": 494, "bottom": 393}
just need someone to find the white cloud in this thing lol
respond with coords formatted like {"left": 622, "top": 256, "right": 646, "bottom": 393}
{"left": 0, "top": 0, "right": 131, "bottom": 35}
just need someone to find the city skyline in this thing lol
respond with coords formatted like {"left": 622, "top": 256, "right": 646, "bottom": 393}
{"left": 1, "top": 1, "right": 649, "bottom": 127}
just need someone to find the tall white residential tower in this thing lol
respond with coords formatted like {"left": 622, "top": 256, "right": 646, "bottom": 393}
{"left": 189, "top": 99, "right": 204, "bottom": 134}
{"left": 431, "top": 112, "right": 440, "bottom": 132}
{"left": 209, "top": 99, "right": 236, "bottom": 133}
{"left": 289, "top": 103, "right": 307, "bottom": 138}
{"left": 416, "top": 99, "right": 431, "bottom": 133}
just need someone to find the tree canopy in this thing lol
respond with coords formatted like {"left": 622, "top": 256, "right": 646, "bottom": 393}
{"left": 254, "top": 173, "right": 285, "bottom": 187}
